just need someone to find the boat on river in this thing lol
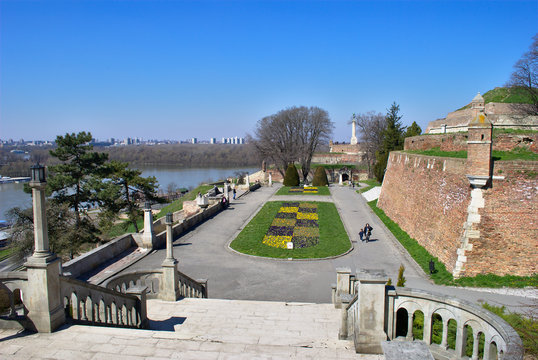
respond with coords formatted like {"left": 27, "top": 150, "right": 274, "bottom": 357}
{"left": 0, "top": 176, "right": 31, "bottom": 184}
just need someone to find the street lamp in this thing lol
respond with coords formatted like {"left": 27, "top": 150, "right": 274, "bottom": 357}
{"left": 30, "top": 163, "right": 46, "bottom": 184}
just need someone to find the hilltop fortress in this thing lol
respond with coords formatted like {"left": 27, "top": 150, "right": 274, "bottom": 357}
{"left": 378, "top": 94, "right": 537, "bottom": 278}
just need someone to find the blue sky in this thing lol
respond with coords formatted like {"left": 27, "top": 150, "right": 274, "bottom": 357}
{"left": 1, "top": 0, "right": 537, "bottom": 142}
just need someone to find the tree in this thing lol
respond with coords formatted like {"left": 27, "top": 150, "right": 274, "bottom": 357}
{"left": 404, "top": 121, "right": 422, "bottom": 138}
{"left": 250, "top": 106, "right": 333, "bottom": 181}
{"left": 312, "top": 166, "right": 329, "bottom": 186}
{"left": 101, "top": 161, "right": 160, "bottom": 233}
{"left": 396, "top": 264, "right": 406, "bottom": 287}
{"left": 47, "top": 132, "right": 109, "bottom": 252}
{"left": 283, "top": 163, "right": 300, "bottom": 186}
{"left": 507, "top": 34, "right": 538, "bottom": 114}
{"left": 374, "top": 103, "right": 405, "bottom": 182}
{"left": 7, "top": 203, "right": 76, "bottom": 258}
{"left": 354, "top": 111, "right": 386, "bottom": 178}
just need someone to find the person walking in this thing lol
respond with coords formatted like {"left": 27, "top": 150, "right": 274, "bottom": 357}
{"left": 233, "top": 187, "right": 237, "bottom": 200}
{"left": 359, "top": 229, "right": 364, "bottom": 242}
{"left": 364, "top": 223, "right": 373, "bottom": 242}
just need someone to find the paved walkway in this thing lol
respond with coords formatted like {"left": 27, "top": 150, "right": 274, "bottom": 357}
{"left": 0, "top": 298, "right": 384, "bottom": 360}
{"left": 120, "top": 185, "right": 535, "bottom": 312}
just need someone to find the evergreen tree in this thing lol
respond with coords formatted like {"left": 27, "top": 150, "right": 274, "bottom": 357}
{"left": 283, "top": 163, "right": 300, "bottom": 186}
{"left": 374, "top": 102, "right": 405, "bottom": 182}
{"left": 47, "top": 132, "right": 109, "bottom": 255}
{"left": 312, "top": 166, "right": 329, "bottom": 186}
{"left": 404, "top": 121, "right": 422, "bottom": 138}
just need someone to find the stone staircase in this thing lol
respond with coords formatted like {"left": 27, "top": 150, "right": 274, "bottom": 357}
{"left": 0, "top": 298, "right": 385, "bottom": 359}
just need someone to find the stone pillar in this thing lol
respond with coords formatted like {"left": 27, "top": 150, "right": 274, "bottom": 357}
{"left": 268, "top": 173, "right": 272, "bottom": 187}
{"left": 350, "top": 115, "right": 358, "bottom": 145}
{"left": 335, "top": 267, "right": 351, "bottom": 308}
{"left": 354, "top": 270, "right": 388, "bottom": 354}
{"left": 126, "top": 285, "right": 148, "bottom": 329}
{"left": 406, "top": 313, "right": 414, "bottom": 340}
{"left": 339, "top": 173, "right": 343, "bottom": 185}
{"left": 455, "top": 325, "right": 466, "bottom": 358}
{"left": 441, "top": 319, "right": 449, "bottom": 349}
{"left": 466, "top": 98, "right": 492, "bottom": 187}
{"left": 160, "top": 213, "right": 179, "bottom": 301}
{"left": 472, "top": 332, "right": 480, "bottom": 360}
{"left": 25, "top": 164, "right": 65, "bottom": 333}
{"left": 141, "top": 202, "right": 156, "bottom": 249}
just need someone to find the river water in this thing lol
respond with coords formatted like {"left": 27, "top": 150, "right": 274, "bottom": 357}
{"left": 0, "top": 166, "right": 259, "bottom": 220}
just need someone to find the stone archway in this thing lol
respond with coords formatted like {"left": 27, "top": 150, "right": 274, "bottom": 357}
{"left": 337, "top": 168, "right": 352, "bottom": 185}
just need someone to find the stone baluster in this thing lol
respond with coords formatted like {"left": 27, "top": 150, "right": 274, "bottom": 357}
{"left": 472, "top": 332, "right": 480, "bottom": 360}
{"left": 406, "top": 312, "right": 414, "bottom": 340}
{"left": 455, "top": 325, "right": 466, "bottom": 357}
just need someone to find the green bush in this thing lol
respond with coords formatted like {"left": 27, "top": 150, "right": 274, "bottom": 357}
{"left": 396, "top": 264, "right": 406, "bottom": 287}
{"left": 312, "top": 166, "right": 329, "bottom": 186}
{"left": 283, "top": 164, "right": 300, "bottom": 186}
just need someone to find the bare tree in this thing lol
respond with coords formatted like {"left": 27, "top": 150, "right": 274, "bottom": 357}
{"left": 250, "top": 106, "right": 333, "bottom": 181}
{"left": 507, "top": 34, "right": 538, "bottom": 114}
{"left": 354, "top": 111, "right": 386, "bottom": 177}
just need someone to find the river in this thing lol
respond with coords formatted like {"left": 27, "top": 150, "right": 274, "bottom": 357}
{"left": 0, "top": 166, "right": 259, "bottom": 220}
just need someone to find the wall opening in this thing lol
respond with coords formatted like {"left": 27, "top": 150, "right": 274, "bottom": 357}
{"left": 431, "top": 313, "right": 443, "bottom": 345}
{"left": 412, "top": 310, "right": 424, "bottom": 340}
{"left": 396, "top": 308, "right": 408, "bottom": 337}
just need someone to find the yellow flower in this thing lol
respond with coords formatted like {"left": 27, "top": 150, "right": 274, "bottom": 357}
{"left": 297, "top": 212, "right": 318, "bottom": 220}
{"left": 279, "top": 207, "right": 299, "bottom": 213}
{"left": 271, "top": 218, "right": 296, "bottom": 227}
{"left": 263, "top": 235, "right": 291, "bottom": 248}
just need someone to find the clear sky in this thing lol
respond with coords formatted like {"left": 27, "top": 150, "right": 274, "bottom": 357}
{"left": 1, "top": 0, "right": 537, "bottom": 143}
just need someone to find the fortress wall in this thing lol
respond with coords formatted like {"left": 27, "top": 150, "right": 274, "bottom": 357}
{"left": 312, "top": 153, "right": 362, "bottom": 164}
{"left": 329, "top": 143, "right": 364, "bottom": 154}
{"left": 465, "top": 161, "right": 538, "bottom": 276}
{"left": 378, "top": 151, "right": 538, "bottom": 276}
{"left": 404, "top": 133, "right": 538, "bottom": 153}
{"left": 377, "top": 152, "right": 469, "bottom": 272}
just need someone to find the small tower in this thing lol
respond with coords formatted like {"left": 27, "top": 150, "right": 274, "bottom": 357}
{"left": 350, "top": 114, "right": 358, "bottom": 145}
{"left": 466, "top": 93, "right": 492, "bottom": 188}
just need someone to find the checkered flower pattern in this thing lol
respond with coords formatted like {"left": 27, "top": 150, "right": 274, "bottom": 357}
{"left": 262, "top": 202, "right": 319, "bottom": 249}
{"left": 288, "top": 186, "right": 318, "bottom": 194}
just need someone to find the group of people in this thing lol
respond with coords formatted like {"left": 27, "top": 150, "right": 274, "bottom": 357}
{"left": 359, "top": 223, "right": 373, "bottom": 242}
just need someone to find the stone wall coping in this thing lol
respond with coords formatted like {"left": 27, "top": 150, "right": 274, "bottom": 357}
{"left": 392, "top": 151, "right": 467, "bottom": 164}
{"left": 60, "top": 275, "right": 140, "bottom": 301}
{"left": 0, "top": 272, "right": 28, "bottom": 281}
{"left": 388, "top": 287, "right": 523, "bottom": 356}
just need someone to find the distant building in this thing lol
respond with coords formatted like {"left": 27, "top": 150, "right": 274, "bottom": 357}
{"left": 210, "top": 138, "right": 216, "bottom": 144}
{"left": 191, "top": 138, "right": 197, "bottom": 144}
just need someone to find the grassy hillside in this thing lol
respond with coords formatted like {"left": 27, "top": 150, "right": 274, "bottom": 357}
{"left": 457, "top": 86, "right": 534, "bottom": 110}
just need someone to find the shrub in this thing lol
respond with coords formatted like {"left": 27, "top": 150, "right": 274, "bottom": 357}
{"left": 283, "top": 164, "right": 300, "bottom": 186}
{"left": 312, "top": 166, "right": 329, "bottom": 186}
{"left": 396, "top": 264, "right": 406, "bottom": 287}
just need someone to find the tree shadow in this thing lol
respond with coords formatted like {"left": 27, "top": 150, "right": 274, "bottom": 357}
{"left": 148, "top": 316, "right": 187, "bottom": 331}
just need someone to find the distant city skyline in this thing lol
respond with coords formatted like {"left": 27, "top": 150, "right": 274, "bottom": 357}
{"left": 1, "top": 1, "right": 537, "bottom": 143}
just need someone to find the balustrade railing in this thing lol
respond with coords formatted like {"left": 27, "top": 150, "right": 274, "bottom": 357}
{"left": 0, "top": 272, "right": 28, "bottom": 320}
{"left": 60, "top": 276, "right": 147, "bottom": 329}
{"left": 177, "top": 271, "right": 207, "bottom": 298}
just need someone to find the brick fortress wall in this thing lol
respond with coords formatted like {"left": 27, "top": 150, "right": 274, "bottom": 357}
{"left": 404, "top": 133, "right": 538, "bottom": 153}
{"left": 377, "top": 151, "right": 537, "bottom": 277}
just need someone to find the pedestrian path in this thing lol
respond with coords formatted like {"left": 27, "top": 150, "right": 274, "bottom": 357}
{"left": 0, "top": 298, "right": 383, "bottom": 360}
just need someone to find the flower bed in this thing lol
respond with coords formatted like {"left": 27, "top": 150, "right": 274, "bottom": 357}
{"left": 288, "top": 186, "right": 318, "bottom": 194}
{"left": 262, "top": 202, "right": 319, "bottom": 249}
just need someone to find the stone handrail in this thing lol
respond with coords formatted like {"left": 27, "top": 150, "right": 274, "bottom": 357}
{"left": 60, "top": 276, "right": 148, "bottom": 329}
{"left": 386, "top": 287, "right": 523, "bottom": 360}
{"left": 102, "top": 268, "right": 207, "bottom": 299}
{"left": 103, "top": 270, "right": 163, "bottom": 298}
{"left": 0, "top": 272, "right": 28, "bottom": 319}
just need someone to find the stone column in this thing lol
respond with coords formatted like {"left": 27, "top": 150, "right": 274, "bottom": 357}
{"left": 455, "top": 325, "right": 466, "bottom": 358}
{"left": 268, "top": 173, "right": 272, "bottom": 187}
{"left": 472, "top": 332, "right": 480, "bottom": 360}
{"left": 441, "top": 319, "right": 449, "bottom": 349}
{"left": 160, "top": 213, "right": 179, "bottom": 301}
{"left": 339, "top": 173, "right": 343, "bottom": 185}
{"left": 406, "top": 313, "right": 414, "bottom": 340}
{"left": 354, "top": 269, "right": 388, "bottom": 354}
{"left": 141, "top": 202, "right": 156, "bottom": 249}
{"left": 25, "top": 164, "right": 65, "bottom": 332}
{"left": 335, "top": 268, "right": 351, "bottom": 308}
{"left": 351, "top": 116, "right": 358, "bottom": 145}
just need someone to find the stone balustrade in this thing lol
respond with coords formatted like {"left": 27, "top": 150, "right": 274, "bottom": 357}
{"left": 103, "top": 269, "right": 207, "bottom": 300}
{"left": 335, "top": 269, "right": 523, "bottom": 360}
{"left": 60, "top": 276, "right": 148, "bottom": 329}
{"left": 0, "top": 272, "right": 29, "bottom": 323}
{"left": 386, "top": 287, "right": 523, "bottom": 360}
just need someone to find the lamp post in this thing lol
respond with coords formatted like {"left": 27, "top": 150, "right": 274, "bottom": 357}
{"left": 161, "top": 212, "right": 179, "bottom": 300}
{"left": 28, "top": 163, "right": 54, "bottom": 260}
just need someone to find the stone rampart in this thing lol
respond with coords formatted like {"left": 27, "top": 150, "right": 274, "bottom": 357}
{"left": 404, "top": 133, "right": 538, "bottom": 153}
{"left": 312, "top": 153, "right": 362, "bottom": 164}
{"left": 377, "top": 152, "right": 537, "bottom": 277}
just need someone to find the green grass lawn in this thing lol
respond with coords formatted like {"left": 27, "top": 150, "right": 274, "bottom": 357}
{"left": 404, "top": 147, "right": 538, "bottom": 161}
{"left": 368, "top": 199, "right": 538, "bottom": 288}
{"left": 358, "top": 179, "right": 381, "bottom": 193}
{"left": 230, "top": 201, "right": 351, "bottom": 259}
{"left": 105, "top": 184, "right": 214, "bottom": 239}
{"left": 0, "top": 247, "right": 13, "bottom": 262}
{"left": 275, "top": 186, "right": 331, "bottom": 196}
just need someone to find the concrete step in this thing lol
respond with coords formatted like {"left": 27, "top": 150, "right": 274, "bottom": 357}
{"left": 0, "top": 298, "right": 385, "bottom": 359}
